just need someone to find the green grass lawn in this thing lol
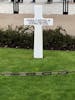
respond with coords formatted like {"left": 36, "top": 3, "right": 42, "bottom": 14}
{"left": 0, "top": 48, "right": 75, "bottom": 100}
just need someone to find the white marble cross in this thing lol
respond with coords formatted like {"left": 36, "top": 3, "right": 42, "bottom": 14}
{"left": 9, "top": 0, "right": 11, "bottom": 2}
{"left": 24, "top": 5, "right": 53, "bottom": 58}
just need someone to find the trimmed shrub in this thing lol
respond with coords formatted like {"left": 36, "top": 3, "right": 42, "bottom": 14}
{"left": 0, "top": 26, "right": 34, "bottom": 49}
{"left": 43, "top": 27, "right": 74, "bottom": 50}
{"left": 0, "top": 26, "right": 75, "bottom": 50}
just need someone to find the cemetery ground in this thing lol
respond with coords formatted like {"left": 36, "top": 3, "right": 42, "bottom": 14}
{"left": 0, "top": 48, "right": 75, "bottom": 100}
{"left": 0, "top": 14, "right": 75, "bottom": 36}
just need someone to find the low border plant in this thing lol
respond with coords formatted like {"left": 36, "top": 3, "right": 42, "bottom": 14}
{"left": 0, "top": 25, "right": 75, "bottom": 50}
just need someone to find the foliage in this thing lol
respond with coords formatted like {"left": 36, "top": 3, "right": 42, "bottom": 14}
{"left": 0, "top": 26, "right": 75, "bottom": 50}
{"left": 43, "top": 27, "right": 74, "bottom": 50}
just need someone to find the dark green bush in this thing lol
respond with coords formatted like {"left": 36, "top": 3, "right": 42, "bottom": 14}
{"left": 43, "top": 27, "right": 74, "bottom": 50}
{"left": 0, "top": 26, "right": 75, "bottom": 50}
{"left": 0, "top": 26, "right": 34, "bottom": 49}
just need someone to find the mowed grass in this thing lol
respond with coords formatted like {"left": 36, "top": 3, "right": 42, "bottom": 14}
{"left": 0, "top": 48, "right": 75, "bottom": 100}
{"left": 0, "top": 48, "right": 75, "bottom": 72}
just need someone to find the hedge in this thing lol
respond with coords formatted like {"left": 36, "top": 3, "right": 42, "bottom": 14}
{"left": 0, "top": 26, "right": 75, "bottom": 50}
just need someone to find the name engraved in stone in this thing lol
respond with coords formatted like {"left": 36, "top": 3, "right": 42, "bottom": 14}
{"left": 25, "top": 19, "right": 52, "bottom": 25}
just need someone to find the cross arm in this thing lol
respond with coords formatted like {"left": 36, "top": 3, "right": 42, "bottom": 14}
{"left": 24, "top": 18, "right": 53, "bottom": 26}
{"left": 24, "top": 18, "right": 34, "bottom": 26}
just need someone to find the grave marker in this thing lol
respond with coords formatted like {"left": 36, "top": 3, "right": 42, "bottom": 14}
{"left": 24, "top": 5, "right": 53, "bottom": 58}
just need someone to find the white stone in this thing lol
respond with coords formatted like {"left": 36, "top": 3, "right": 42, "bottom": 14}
{"left": 0, "top": 2, "right": 75, "bottom": 14}
{"left": 24, "top": 5, "right": 53, "bottom": 58}
{"left": 8, "top": 0, "right": 11, "bottom": 2}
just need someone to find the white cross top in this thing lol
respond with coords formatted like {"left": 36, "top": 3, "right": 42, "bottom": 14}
{"left": 24, "top": 5, "right": 53, "bottom": 58}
